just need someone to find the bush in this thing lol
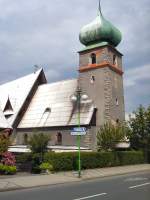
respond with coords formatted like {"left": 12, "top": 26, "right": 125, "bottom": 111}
{"left": 28, "top": 133, "right": 50, "bottom": 156}
{"left": 116, "top": 151, "right": 145, "bottom": 165}
{"left": 39, "top": 162, "right": 53, "bottom": 172}
{"left": 1, "top": 152, "right": 16, "bottom": 166}
{"left": 15, "top": 153, "right": 32, "bottom": 163}
{"left": 76, "top": 152, "right": 118, "bottom": 169}
{"left": 44, "top": 152, "right": 74, "bottom": 171}
{"left": 31, "top": 153, "right": 42, "bottom": 174}
{"left": 97, "top": 123, "right": 130, "bottom": 151}
{"left": 0, "top": 164, "right": 17, "bottom": 175}
{"left": 0, "top": 134, "right": 10, "bottom": 154}
{"left": 44, "top": 151, "right": 145, "bottom": 172}
{"left": 15, "top": 153, "right": 32, "bottom": 172}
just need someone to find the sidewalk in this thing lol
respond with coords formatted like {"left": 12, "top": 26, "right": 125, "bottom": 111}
{"left": 0, "top": 164, "right": 150, "bottom": 192}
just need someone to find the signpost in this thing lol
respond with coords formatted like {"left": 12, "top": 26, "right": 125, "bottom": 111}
{"left": 70, "top": 86, "right": 89, "bottom": 178}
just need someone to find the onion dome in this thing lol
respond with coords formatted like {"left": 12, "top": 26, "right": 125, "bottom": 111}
{"left": 79, "top": 3, "right": 122, "bottom": 47}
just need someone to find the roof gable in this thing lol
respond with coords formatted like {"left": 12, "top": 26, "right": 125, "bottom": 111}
{"left": 0, "top": 69, "right": 46, "bottom": 126}
{"left": 0, "top": 107, "right": 11, "bottom": 129}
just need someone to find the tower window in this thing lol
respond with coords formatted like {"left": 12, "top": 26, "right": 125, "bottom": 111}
{"left": 90, "top": 75, "right": 95, "bottom": 84}
{"left": 116, "top": 98, "right": 119, "bottom": 106}
{"left": 91, "top": 53, "right": 96, "bottom": 64}
{"left": 113, "top": 55, "right": 117, "bottom": 65}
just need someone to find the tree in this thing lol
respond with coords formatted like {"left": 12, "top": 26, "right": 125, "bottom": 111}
{"left": 97, "top": 122, "right": 129, "bottom": 151}
{"left": 0, "top": 133, "right": 10, "bottom": 155}
{"left": 28, "top": 133, "right": 50, "bottom": 162}
{"left": 129, "top": 105, "right": 150, "bottom": 151}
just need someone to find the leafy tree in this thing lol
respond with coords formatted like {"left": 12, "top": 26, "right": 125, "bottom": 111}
{"left": 0, "top": 133, "right": 10, "bottom": 155}
{"left": 28, "top": 133, "right": 50, "bottom": 162}
{"left": 97, "top": 122, "right": 129, "bottom": 151}
{"left": 129, "top": 105, "right": 150, "bottom": 151}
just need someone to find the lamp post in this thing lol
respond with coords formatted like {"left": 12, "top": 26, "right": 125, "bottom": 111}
{"left": 70, "top": 86, "right": 88, "bottom": 178}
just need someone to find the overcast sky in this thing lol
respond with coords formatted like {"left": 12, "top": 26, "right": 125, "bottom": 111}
{"left": 0, "top": 0, "right": 149, "bottom": 113}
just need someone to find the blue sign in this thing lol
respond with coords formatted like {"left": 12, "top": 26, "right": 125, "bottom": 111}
{"left": 72, "top": 127, "right": 86, "bottom": 132}
{"left": 71, "top": 127, "right": 87, "bottom": 136}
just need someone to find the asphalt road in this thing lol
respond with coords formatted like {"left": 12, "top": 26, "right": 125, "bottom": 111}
{"left": 0, "top": 171, "right": 150, "bottom": 200}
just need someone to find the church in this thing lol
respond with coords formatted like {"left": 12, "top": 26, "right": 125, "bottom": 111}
{"left": 0, "top": 4, "right": 125, "bottom": 151}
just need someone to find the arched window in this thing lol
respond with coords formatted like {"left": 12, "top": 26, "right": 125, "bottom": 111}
{"left": 91, "top": 53, "right": 96, "bottom": 64}
{"left": 56, "top": 132, "right": 62, "bottom": 145}
{"left": 23, "top": 133, "right": 28, "bottom": 145}
{"left": 113, "top": 55, "right": 117, "bottom": 65}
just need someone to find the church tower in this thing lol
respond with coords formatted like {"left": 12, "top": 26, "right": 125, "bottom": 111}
{"left": 78, "top": 2, "right": 125, "bottom": 129}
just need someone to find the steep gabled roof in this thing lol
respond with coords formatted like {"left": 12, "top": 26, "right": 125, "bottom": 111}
{"left": 18, "top": 79, "right": 94, "bottom": 128}
{"left": 0, "top": 69, "right": 46, "bottom": 126}
{"left": 0, "top": 107, "right": 11, "bottom": 129}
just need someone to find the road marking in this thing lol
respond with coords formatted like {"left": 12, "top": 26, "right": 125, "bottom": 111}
{"left": 73, "top": 193, "right": 107, "bottom": 200}
{"left": 125, "top": 177, "right": 148, "bottom": 182}
{"left": 129, "top": 182, "right": 150, "bottom": 189}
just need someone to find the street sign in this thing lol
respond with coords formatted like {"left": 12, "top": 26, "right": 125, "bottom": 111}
{"left": 73, "top": 127, "right": 86, "bottom": 132}
{"left": 71, "top": 127, "right": 87, "bottom": 136}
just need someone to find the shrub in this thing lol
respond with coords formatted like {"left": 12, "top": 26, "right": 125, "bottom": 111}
{"left": 76, "top": 152, "right": 117, "bottom": 169}
{"left": 15, "top": 153, "right": 32, "bottom": 172}
{"left": 116, "top": 151, "right": 145, "bottom": 165}
{"left": 15, "top": 153, "right": 32, "bottom": 163}
{"left": 39, "top": 162, "right": 53, "bottom": 172}
{"left": 0, "top": 164, "right": 16, "bottom": 175}
{"left": 1, "top": 152, "right": 16, "bottom": 166}
{"left": 44, "top": 152, "right": 74, "bottom": 171}
{"left": 97, "top": 123, "right": 130, "bottom": 151}
{"left": 0, "top": 134, "right": 10, "bottom": 154}
{"left": 44, "top": 151, "right": 145, "bottom": 172}
{"left": 31, "top": 153, "right": 42, "bottom": 174}
{"left": 28, "top": 133, "right": 50, "bottom": 156}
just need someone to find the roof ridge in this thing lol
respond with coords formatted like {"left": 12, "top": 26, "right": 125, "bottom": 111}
{"left": 38, "top": 78, "right": 77, "bottom": 87}
{"left": 0, "top": 68, "right": 43, "bottom": 87}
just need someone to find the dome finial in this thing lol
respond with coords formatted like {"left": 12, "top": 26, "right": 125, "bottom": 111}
{"left": 79, "top": 0, "right": 122, "bottom": 47}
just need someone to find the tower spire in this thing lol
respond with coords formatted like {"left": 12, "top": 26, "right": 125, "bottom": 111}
{"left": 98, "top": 0, "right": 102, "bottom": 15}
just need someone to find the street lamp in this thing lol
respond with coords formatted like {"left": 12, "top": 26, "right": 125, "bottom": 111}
{"left": 70, "top": 86, "right": 88, "bottom": 178}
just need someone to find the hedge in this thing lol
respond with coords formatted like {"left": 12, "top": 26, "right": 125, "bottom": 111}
{"left": 117, "top": 151, "right": 145, "bottom": 165}
{"left": 44, "top": 152, "right": 74, "bottom": 171}
{"left": 44, "top": 151, "right": 145, "bottom": 172}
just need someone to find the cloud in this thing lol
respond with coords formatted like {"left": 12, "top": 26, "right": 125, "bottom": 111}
{"left": 0, "top": 0, "right": 149, "bottom": 112}
{"left": 124, "top": 64, "right": 150, "bottom": 87}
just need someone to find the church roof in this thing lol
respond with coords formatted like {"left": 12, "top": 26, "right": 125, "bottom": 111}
{"left": 79, "top": 2, "right": 122, "bottom": 48}
{"left": 0, "top": 69, "right": 45, "bottom": 126}
{"left": 0, "top": 108, "right": 10, "bottom": 129}
{"left": 18, "top": 79, "right": 94, "bottom": 128}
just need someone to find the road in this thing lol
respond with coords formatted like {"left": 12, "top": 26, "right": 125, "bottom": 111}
{"left": 0, "top": 171, "right": 150, "bottom": 200}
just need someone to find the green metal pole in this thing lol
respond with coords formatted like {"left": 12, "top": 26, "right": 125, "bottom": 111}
{"left": 77, "top": 89, "right": 81, "bottom": 178}
{"left": 77, "top": 106, "right": 81, "bottom": 178}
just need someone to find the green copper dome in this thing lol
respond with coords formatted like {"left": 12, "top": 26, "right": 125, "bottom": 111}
{"left": 79, "top": 7, "right": 122, "bottom": 47}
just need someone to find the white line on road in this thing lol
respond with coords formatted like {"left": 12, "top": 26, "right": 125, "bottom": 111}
{"left": 72, "top": 193, "right": 107, "bottom": 200}
{"left": 129, "top": 182, "right": 150, "bottom": 189}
